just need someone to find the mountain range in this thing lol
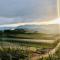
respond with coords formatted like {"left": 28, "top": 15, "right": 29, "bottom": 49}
{"left": 16, "top": 24, "right": 59, "bottom": 34}
{"left": 0, "top": 24, "right": 59, "bottom": 34}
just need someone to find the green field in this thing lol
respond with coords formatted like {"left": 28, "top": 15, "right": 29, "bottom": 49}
{"left": 0, "top": 30, "right": 55, "bottom": 40}
{"left": 0, "top": 41, "right": 56, "bottom": 49}
{"left": 9, "top": 33, "right": 55, "bottom": 40}
{"left": 0, "top": 30, "right": 59, "bottom": 60}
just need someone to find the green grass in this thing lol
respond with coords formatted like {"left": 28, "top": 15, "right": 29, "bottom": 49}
{"left": 0, "top": 47, "right": 29, "bottom": 60}
{"left": 0, "top": 33, "right": 55, "bottom": 40}
{"left": 0, "top": 40, "right": 58, "bottom": 60}
{"left": 0, "top": 30, "right": 55, "bottom": 40}
{"left": 10, "top": 33, "right": 54, "bottom": 40}
{"left": 0, "top": 39, "right": 57, "bottom": 49}
{"left": 0, "top": 41, "right": 58, "bottom": 60}
{"left": 0, "top": 30, "right": 59, "bottom": 60}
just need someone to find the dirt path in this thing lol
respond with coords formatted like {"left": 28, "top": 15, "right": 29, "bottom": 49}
{"left": 31, "top": 42, "right": 60, "bottom": 60}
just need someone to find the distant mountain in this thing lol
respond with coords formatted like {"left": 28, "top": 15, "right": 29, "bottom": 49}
{"left": 15, "top": 24, "right": 59, "bottom": 34}
{"left": 16, "top": 25, "right": 39, "bottom": 30}
{"left": 0, "top": 27, "right": 15, "bottom": 30}
{"left": 0, "top": 24, "right": 59, "bottom": 34}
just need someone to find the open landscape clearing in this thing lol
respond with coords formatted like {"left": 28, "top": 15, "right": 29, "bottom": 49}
{"left": 0, "top": 30, "right": 55, "bottom": 40}
{"left": 0, "top": 38, "right": 59, "bottom": 60}
{"left": 0, "top": 40, "right": 58, "bottom": 60}
{"left": 0, "top": 30, "right": 60, "bottom": 60}
{"left": 0, "top": 0, "right": 60, "bottom": 60}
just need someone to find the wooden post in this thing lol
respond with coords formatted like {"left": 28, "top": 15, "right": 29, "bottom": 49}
{"left": 57, "top": 0, "right": 60, "bottom": 17}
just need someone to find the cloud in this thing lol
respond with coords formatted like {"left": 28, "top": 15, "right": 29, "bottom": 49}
{"left": 0, "top": 0, "right": 57, "bottom": 24}
{"left": 0, "top": 17, "right": 34, "bottom": 24}
{"left": 0, "top": 0, "right": 57, "bottom": 18}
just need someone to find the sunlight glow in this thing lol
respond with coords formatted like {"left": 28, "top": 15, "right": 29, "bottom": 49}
{"left": 57, "top": 0, "right": 60, "bottom": 17}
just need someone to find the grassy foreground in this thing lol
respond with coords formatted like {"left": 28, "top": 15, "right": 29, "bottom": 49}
{"left": 0, "top": 40, "right": 58, "bottom": 60}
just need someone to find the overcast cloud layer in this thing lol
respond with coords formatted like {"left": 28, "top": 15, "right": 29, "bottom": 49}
{"left": 0, "top": 0, "right": 57, "bottom": 24}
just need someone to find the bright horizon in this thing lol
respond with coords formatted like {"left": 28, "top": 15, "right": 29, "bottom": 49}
{"left": 0, "top": 17, "right": 60, "bottom": 27}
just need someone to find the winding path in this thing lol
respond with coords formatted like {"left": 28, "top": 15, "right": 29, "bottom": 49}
{"left": 31, "top": 42, "right": 60, "bottom": 60}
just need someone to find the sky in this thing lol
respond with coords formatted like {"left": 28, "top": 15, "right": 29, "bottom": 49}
{"left": 0, "top": 0, "right": 57, "bottom": 24}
